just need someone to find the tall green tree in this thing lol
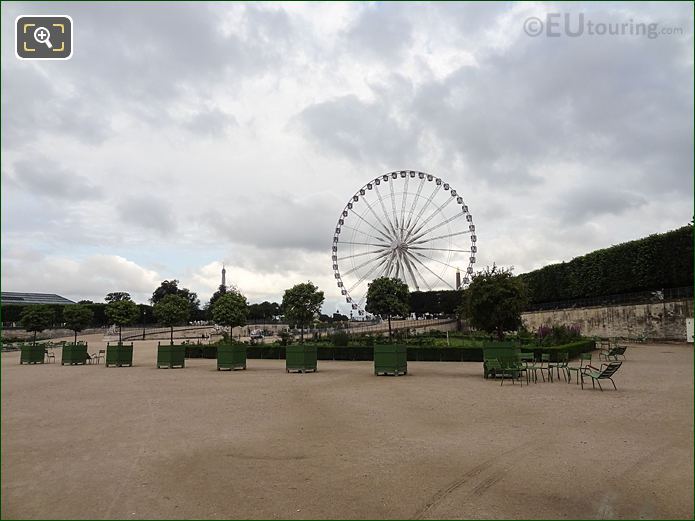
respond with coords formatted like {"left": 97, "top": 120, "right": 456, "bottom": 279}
{"left": 461, "top": 265, "right": 528, "bottom": 340}
{"left": 150, "top": 279, "right": 200, "bottom": 313}
{"left": 105, "top": 292, "right": 132, "bottom": 303}
{"left": 211, "top": 291, "right": 248, "bottom": 339}
{"left": 20, "top": 305, "right": 54, "bottom": 345}
{"left": 63, "top": 305, "right": 94, "bottom": 345}
{"left": 281, "top": 282, "right": 325, "bottom": 343}
{"left": 206, "top": 284, "right": 228, "bottom": 315}
{"left": 248, "top": 301, "right": 281, "bottom": 321}
{"left": 105, "top": 299, "right": 140, "bottom": 343}
{"left": 153, "top": 294, "right": 190, "bottom": 344}
{"left": 365, "top": 277, "right": 409, "bottom": 339}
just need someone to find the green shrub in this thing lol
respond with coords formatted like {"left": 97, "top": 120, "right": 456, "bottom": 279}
{"left": 521, "top": 339, "right": 595, "bottom": 360}
{"left": 277, "top": 330, "right": 293, "bottom": 346}
{"left": 331, "top": 330, "right": 350, "bottom": 347}
{"left": 537, "top": 324, "right": 582, "bottom": 346}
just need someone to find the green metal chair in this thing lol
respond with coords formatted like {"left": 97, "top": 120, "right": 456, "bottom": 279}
{"left": 567, "top": 352, "right": 592, "bottom": 385}
{"left": 581, "top": 362, "right": 622, "bottom": 391}
{"left": 486, "top": 358, "right": 503, "bottom": 382}
{"left": 500, "top": 357, "right": 525, "bottom": 386}
{"left": 92, "top": 349, "right": 105, "bottom": 365}
{"left": 485, "top": 359, "right": 519, "bottom": 386}
{"left": 548, "top": 352, "right": 569, "bottom": 382}
{"left": 600, "top": 345, "right": 627, "bottom": 361}
{"left": 538, "top": 353, "right": 553, "bottom": 382}
{"left": 519, "top": 352, "right": 537, "bottom": 383}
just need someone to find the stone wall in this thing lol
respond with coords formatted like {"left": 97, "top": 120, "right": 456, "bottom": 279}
{"left": 522, "top": 298, "right": 694, "bottom": 341}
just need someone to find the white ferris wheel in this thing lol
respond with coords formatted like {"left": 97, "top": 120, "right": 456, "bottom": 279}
{"left": 332, "top": 170, "right": 477, "bottom": 316}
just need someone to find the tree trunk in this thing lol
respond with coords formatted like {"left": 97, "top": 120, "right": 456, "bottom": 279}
{"left": 497, "top": 326, "right": 504, "bottom": 340}
{"left": 388, "top": 315, "right": 392, "bottom": 340}
{"left": 33, "top": 331, "right": 37, "bottom": 346}
{"left": 170, "top": 326, "right": 174, "bottom": 345}
{"left": 119, "top": 325, "right": 122, "bottom": 344}
{"left": 300, "top": 324, "right": 304, "bottom": 344}
{"left": 74, "top": 330, "right": 77, "bottom": 345}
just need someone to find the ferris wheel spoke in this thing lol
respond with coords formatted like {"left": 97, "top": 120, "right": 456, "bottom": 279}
{"left": 408, "top": 246, "right": 472, "bottom": 253}
{"left": 384, "top": 250, "right": 397, "bottom": 278}
{"left": 393, "top": 253, "right": 401, "bottom": 280}
{"left": 374, "top": 184, "right": 400, "bottom": 239}
{"left": 409, "top": 249, "right": 462, "bottom": 272}
{"left": 340, "top": 224, "right": 389, "bottom": 244}
{"left": 400, "top": 250, "right": 424, "bottom": 291}
{"left": 406, "top": 196, "right": 456, "bottom": 242}
{"left": 340, "top": 247, "right": 391, "bottom": 261}
{"left": 388, "top": 178, "right": 401, "bottom": 239}
{"left": 341, "top": 248, "right": 393, "bottom": 277}
{"left": 399, "top": 174, "right": 409, "bottom": 238}
{"left": 349, "top": 208, "right": 392, "bottom": 242}
{"left": 338, "top": 240, "right": 391, "bottom": 248}
{"left": 410, "top": 229, "right": 472, "bottom": 245}
{"left": 405, "top": 250, "right": 456, "bottom": 290}
{"left": 408, "top": 211, "right": 465, "bottom": 244}
{"left": 361, "top": 196, "right": 395, "bottom": 240}
{"left": 348, "top": 253, "right": 391, "bottom": 293}
{"left": 404, "top": 177, "right": 426, "bottom": 232}
{"left": 405, "top": 183, "right": 441, "bottom": 238}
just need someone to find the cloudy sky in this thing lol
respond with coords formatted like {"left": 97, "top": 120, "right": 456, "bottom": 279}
{"left": 2, "top": 2, "right": 693, "bottom": 312}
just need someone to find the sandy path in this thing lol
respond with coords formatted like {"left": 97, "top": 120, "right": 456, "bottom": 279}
{"left": 2, "top": 342, "right": 693, "bottom": 519}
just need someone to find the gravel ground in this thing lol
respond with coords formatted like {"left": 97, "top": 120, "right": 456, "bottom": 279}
{"left": 2, "top": 338, "right": 693, "bottom": 519}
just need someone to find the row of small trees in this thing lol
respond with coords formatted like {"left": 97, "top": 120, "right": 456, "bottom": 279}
{"left": 364, "top": 267, "right": 527, "bottom": 340}
{"left": 18, "top": 265, "right": 527, "bottom": 345}
{"left": 18, "top": 281, "right": 328, "bottom": 346}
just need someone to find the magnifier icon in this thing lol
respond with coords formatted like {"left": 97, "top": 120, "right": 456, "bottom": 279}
{"left": 33, "top": 26, "right": 53, "bottom": 49}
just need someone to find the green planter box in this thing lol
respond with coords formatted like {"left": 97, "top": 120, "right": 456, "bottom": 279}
{"left": 374, "top": 345, "right": 407, "bottom": 376}
{"left": 20, "top": 344, "right": 45, "bottom": 364}
{"left": 217, "top": 345, "right": 246, "bottom": 371}
{"left": 286, "top": 345, "right": 317, "bottom": 373}
{"left": 105, "top": 342, "right": 133, "bottom": 367}
{"left": 157, "top": 343, "right": 186, "bottom": 368}
{"left": 61, "top": 343, "right": 89, "bottom": 365}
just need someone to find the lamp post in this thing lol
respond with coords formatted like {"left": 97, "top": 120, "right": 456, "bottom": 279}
{"left": 141, "top": 305, "right": 146, "bottom": 340}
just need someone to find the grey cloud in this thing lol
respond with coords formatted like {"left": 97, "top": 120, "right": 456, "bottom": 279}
{"left": 294, "top": 94, "right": 420, "bottom": 168}
{"left": 345, "top": 3, "right": 414, "bottom": 62}
{"left": 202, "top": 192, "right": 342, "bottom": 255}
{"left": 183, "top": 107, "right": 238, "bottom": 137}
{"left": 117, "top": 196, "right": 175, "bottom": 234}
{"left": 554, "top": 187, "right": 648, "bottom": 223}
{"left": 10, "top": 158, "right": 102, "bottom": 200}
{"left": 312, "top": 7, "right": 692, "bottom": 194}
{"left": 1, "top": 2, "right": 294, "bottom": 146}
{"left": 1, "top": 67, "right": 113, "bottom": 147}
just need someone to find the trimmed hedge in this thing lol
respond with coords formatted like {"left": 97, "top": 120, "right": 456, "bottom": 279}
{"left": 236, "top": 340, "right": 596, "bottom": 363}
{"left": 518, "top": 225, "right": 693, "bottom": 304}
{"left": 398, "top": 226, "right": 693, "bottom": 311}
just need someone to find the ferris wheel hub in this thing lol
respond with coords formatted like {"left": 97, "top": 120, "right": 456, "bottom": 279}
{"left": 389, "top": 239, "right": 407, "bottom": 251}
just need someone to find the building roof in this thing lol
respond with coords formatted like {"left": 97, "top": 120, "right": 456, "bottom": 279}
{"left": 1, "top": 292, "right": 75, "bottom": 305}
